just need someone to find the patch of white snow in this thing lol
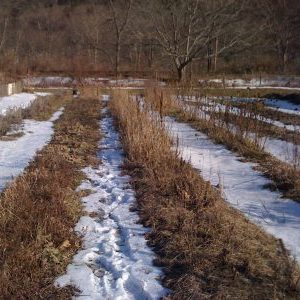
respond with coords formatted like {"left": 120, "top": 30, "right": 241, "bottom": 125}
{"left": 165, "top": 118, "right": 300, "bottom": 260}
{"left": 0, "top": 92, "right": 51, "bottom": 115}
{"left": 0, "top": 108, "right": 64, "bottom": 192}
{"left": 56, "top": 96, "right": 167, "bottom": 299}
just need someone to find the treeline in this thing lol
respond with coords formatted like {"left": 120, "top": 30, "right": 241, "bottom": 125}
{"left": 0, "top": 0, "right": 299, "bottom": 80}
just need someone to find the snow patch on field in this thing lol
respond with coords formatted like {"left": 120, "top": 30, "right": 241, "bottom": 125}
{"left": 24, "top": 76, "right": 165, "bottom": 88}
{"left": 166, "top": 118, "right": 300, "bottom": 260}
{"left": 263, "top": 138, "right": 300, "bottom": 168}
{"left": 219, "top": 96, "right": 300, "bottom": 116}
{"left": 183, "top": 101, "right": 300, "bottom": 167}
{"left": 0, "top": 92, "right": 49, "bottom": 115}
{"left": 231, "top": 86, "right": 300, "bottom": 91}
{"left": 56, "top": 96, "right": 167, "bottom": 299}
{"left": 0, "top": 108, "right": 63, "bottom": 192}
{"left": 200, "top": 76, "right": 300, "bottom": 89}
{"left": 23, "top": 76, "right": 73, "bottom": 87}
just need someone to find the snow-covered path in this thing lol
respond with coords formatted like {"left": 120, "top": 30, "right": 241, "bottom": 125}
{"left": 56, "top": 96, "right": 167, "bottom": 299}
{"left": 0, "top": 92, "right": 50, "bottom": 115}
{"left": 0, "top": 109, "right": 63, "bottom": 192}
{"left": 165, "top": 117, "right": 300, "bottom": 261}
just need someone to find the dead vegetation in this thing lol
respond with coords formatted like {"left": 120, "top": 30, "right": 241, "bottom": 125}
{"left": 185, "top": 97, "right": 300, "bottom": 145}
{"left": 0, "top": 90, "right": 72, "bottom": 138}
{"left": 0, "top": 107, "right": 23, "bottom": 136}
{"left": 145, "top": 87, "right": 300, "bottom": 201}
{"left": 193, "top": 87, "right": 300, "bottom": 100}
{"left": 23, "top": 91, "right": 72, "bottom": 121}
{"left": 225, "top": 99, "right": 300, "bottom": 127}
{"left": 0, "top": 95, "right": 101, "bottom": 298}
{"left": 109, "top": 89, "right": 300, "bottom": 299}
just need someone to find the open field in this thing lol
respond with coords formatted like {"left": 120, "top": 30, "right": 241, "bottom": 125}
{"left": 1, "top": 0, "right": 300, "bottom": 297}
{"left": 0, "top": 78, "right": 300, "bottom": 299}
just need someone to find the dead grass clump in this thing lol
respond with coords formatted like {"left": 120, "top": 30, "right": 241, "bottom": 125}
{"left": 0, "top": 95, "right": 101, "bottom": 298}
{"left": 23, "top": 91, "right": 71, "bottom": 121}
{"left": 109, "top": 89, "right": 300, "bottom": 299}
{"left": 0, "top": 108, "right": 23, "bottom": 136}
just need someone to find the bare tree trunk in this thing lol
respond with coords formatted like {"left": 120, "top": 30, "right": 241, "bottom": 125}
{"left": 282, "top": 40, "right": 289, "bottom": 73}
{"left": 135, "top": 43, "right": 141, "bottom": 73}
{"left": 0, "top": 17, "right": 8, "bottom": 53}
{"left": 108, "top": 0, "right": 132, "bottom": 78}
{"left": 115, "top": 33, "right": 121, "bottom": 77}
{"left": 214, "top": 37, "right": 218, "bottom": 73}
{"left": 177, "top": 67, "right": 183, "bottom": 81}
{"left": 207, "top": 42, "right": 212, "bottom": 73}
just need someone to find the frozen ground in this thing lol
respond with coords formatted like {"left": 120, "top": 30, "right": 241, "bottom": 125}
{"left": 219, "top": 96, "right": 300, "bottom": 116}
{"left": 0, "top": 108, "right": 63, "bottom": 192}
{"left": 0, "top": 92, "right": 50, "bottom": 115}
{"left": 56, "top": 96, "right": 167, "bottom": 299}
{"left": 165, "top": 117, "right": 300, "bottom": 260}
{"left": 263, "top": 138, "right": 300, "bottom": 168}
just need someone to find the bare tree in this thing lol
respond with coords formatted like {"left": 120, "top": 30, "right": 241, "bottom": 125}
{"left": 257, "top": 0, "right": 300, "bottom": 73}
{"left": 0, "top": 15, "right": 9, "bottom": 54}
{"left": 108, "top": 0, "right": 132, "bottom": 77}
{"left": 71, "top": 5, "right": 114, "bottom": 70}
{"left": 147, "top": 0, "right": 252, "bottom": 81}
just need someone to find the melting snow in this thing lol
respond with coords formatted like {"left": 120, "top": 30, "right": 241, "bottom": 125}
{"left": 199, "top": 77, "right": 300, "bottom": 89}
{"left": 182, "top": 101, "right": 300, "bottom": 168}
{"left": 0, "top": 92, "right": 50, "bottom": 115}
{"left": 181, "top": 96, "right": 300, "bottom": 131}
{"left": 165, "top": 118, "right": 300, "bottom": 261}
{"left": 56, "top": 95, "right": 167, "bottom": 299}
{"left": 0, "top": 108, "right": 64, "bottom": 192}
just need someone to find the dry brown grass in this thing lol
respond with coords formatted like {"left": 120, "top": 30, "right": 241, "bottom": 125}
{"left": 226, "top": 99, "right": 300, "bottom": 127}
{"left": 0, "top": 95, "right": 101, "bottom": 298}
{"left": 109, "top": 89, "right": 300, "bottom": 299}
{"left": 145, "top": 87, "right": 300, "bottom": 201}
{"left": 0, "top": 91, "right": 72, "bottom": 139}
{"left": 23, "top": 91, "right": 72, "bottom": 121}
{"left": 0, "top": 108, "right": 23, "bottom": 136}
{"left": 186, "top": 97, "right": 300, "bottom": 145}
{"left": 195, "top": 87, "right": 297, "bottom": 99}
